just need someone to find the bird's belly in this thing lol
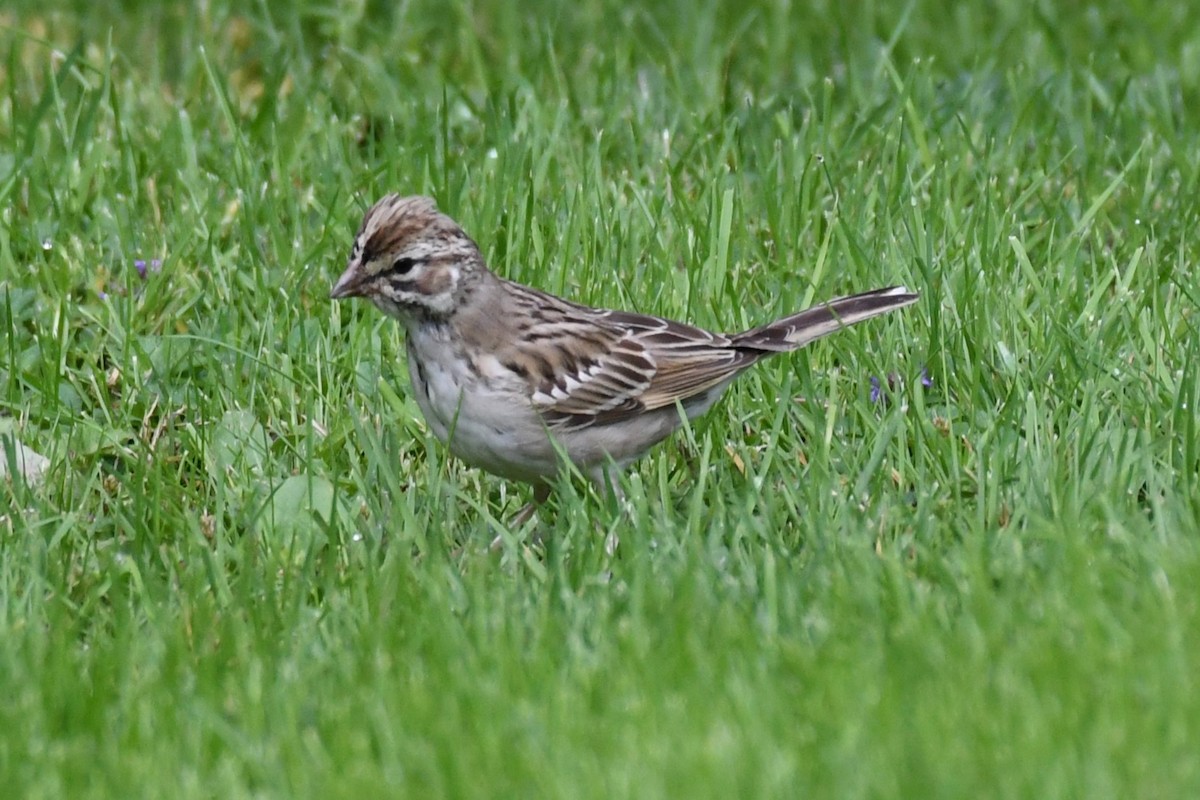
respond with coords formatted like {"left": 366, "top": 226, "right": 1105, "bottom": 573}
{"left": 449, "top": 403, "right": 557, "bottom": 483}
{"left": 407, "top": 343, "right": 558, "bottom": 483}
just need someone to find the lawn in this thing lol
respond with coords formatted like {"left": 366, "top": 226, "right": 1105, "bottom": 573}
{"left": 2, "top": 0, "right": 1199, "bottom": 796}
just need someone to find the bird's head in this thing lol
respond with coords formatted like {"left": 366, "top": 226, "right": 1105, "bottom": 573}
{"left": 330, "top": 194, "right": 484, "bottom": 321}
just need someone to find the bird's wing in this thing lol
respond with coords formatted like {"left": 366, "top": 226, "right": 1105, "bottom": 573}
{"left": 608, "top": 311, "right": 757, "bottom": 410}
{"left": 515, "top": 303, "right": 754, "bottom": 430}
{"left": 496, "top": 282, "right": 918, "bottom": 431}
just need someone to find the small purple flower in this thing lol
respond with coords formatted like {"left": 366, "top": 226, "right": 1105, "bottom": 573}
{"left": 869, "top": 368, "right": 931, "bottom": 403}
{"left": 134, "top": 258, "right": 162, "bottom": 280}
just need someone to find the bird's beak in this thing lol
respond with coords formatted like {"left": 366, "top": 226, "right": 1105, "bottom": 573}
{"left": 330, "top": 264, "right": 367, "bottom": 300}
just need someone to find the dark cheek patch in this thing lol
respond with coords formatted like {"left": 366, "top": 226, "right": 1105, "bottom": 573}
{"left": 415, "top": 268, "right": 453, "bottom": 297}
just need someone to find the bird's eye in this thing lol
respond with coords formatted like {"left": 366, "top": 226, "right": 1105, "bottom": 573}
{"left": 393, "top": 257, "right": 418, "bottom": 275}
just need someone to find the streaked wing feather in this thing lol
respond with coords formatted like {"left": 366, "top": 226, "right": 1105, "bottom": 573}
{"left": 530, "top": 334, "right": 655, "bottom": 416}
{"left": 637, "top": 350, "right": 751, "bottom": 410}
{"left": 526, "top": 307, "right": 748, "bottom": 428}
{"left": 605, "top": 311, "right": 750, "bottom": 410}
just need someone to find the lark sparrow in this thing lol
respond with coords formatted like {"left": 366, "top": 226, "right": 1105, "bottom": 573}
{"left": 331, "top": 194, "right": 918, "bottom": 516}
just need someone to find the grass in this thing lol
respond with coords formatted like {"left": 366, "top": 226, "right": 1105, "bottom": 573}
{"left": 2, "top": 0, "right": 1200, "bottom": 796}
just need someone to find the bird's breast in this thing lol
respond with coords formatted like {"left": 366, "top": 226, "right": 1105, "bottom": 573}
{"left": 404, "top": 325, "right": 558, "bottom": 482}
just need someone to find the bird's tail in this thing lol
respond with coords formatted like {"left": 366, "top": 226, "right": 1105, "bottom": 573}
{"left": 732, "top": 286, "right": 919, "bottom": 352}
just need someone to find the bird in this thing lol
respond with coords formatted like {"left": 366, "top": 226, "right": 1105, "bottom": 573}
{"left": 331, "top": 194, "right": 918, "bottom": 526}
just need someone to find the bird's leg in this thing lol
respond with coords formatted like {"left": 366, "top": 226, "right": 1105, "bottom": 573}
{"left": 589, "top": 466, "right": 627, "bottom": 556}
{"left": 491, "top": 483, "right": 551, "bottom": 552}
{"left": 510, "top": 483, "right": 551, "bottom": 527}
